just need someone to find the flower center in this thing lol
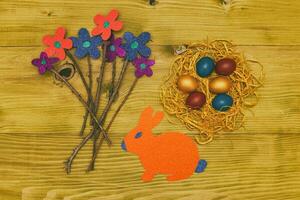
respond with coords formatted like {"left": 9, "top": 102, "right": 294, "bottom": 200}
{"left": 41, "top": 59, "right": 47, "bottom": 65}
{"left": 140, "top": 63, "right": 147, "bottom": 69}
{"left": 131, "top": 41, "right": 139, "bottom": 49}
{"left": 83, "top": 41, "right": 91, "bottom": 48}
{"left": 109, "top": 45, "right": 116, "bottom": 52}
{"left": 104, "top": 21, "right": 110, "bottom": 28}
{"left": 54, "top": 41, "right": 61, "bottom": 48}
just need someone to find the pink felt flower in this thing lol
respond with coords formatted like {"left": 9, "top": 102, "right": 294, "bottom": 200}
{"left": 92, "top": 9, "right": 123, "bottom": 40}
{"left": 43, "top": 27, "right": 73, "bottom": 60}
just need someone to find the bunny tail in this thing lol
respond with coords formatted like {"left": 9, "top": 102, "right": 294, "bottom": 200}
{"left": 195, "top": 159, "right": 207, "bottom": 173}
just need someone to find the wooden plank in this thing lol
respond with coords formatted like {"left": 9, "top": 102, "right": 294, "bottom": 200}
{"left": 1, "top": 0, "right": 300, "bottom": 46}
{"left": 0, "top": 46, "right": 300, "bottom": 134}
{"left": 0, "top": 1, "right": 300, "bottom": 199}
{"left": 0, "top": 132, "right": 299, "bottom": 200}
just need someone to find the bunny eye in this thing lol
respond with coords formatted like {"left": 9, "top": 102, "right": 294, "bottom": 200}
{"left": 134, "top": 131, "right": 142, "bottom": 139}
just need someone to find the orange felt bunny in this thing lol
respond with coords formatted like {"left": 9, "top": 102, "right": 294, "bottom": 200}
{"left": 121, "top": 107, "right": 207, "bottom": 182}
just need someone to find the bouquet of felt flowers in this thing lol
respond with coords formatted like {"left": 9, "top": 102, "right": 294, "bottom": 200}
{"left": 31, "top": 9, "right": 155, "bottom": 173}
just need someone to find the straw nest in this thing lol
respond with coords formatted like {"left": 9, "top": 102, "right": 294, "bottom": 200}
{"left": 161, "top": 40, "right": 264, "bottom": 144}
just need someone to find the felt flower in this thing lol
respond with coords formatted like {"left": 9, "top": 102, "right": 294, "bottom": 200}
{"left": 70, "top": 28, "right": 102, "bottom": 59}
{"left": 43, "top": 27, "right": 73, "bottom": 60}
{"left": 92, "top": 9, "right": 123, "bottom": 40}
{"left": 106, "top": 34, "right": 126, "bottom": 62}
{"left": 122, "top": 32, "right": 151, "bottom": 61}
{"left": 133, "top": 57, "right": 155, "bottom": 78}
{"left": 31, "top": 52, "right": 59, "bottom": 74}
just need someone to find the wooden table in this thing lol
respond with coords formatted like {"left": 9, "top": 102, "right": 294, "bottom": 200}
{"left": 0, "top": 0, "right": 299, "bottom": 199}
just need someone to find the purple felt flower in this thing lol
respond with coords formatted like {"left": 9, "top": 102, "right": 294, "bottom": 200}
{"left": 133, "top": 57, "right": 155, "bottom": 78}
{"left": 106, "top": 34, "right": 125, "bottom": 62}
{"left": 31, "top": 52, "right": 59, "bottom": 74}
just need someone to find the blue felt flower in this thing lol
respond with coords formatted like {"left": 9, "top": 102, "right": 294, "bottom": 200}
{"left": 70, "top": 28, "right": 102, "bottom": 59}
{"left": 122, "top": 32, "right": 151, "bottom": 61}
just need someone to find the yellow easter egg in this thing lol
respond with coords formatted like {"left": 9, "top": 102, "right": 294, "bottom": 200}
{"left": 177, "top": 75, "right": 199, "bottom": 93}
{"left": 209, "top": 76, "right": 232, "bottom": 94}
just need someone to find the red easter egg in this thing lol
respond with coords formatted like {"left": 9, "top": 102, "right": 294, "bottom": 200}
{"left": 186, "top": 91, "right": 206, "bottom": 109}
{"left": 215, "top": 58, "right": 236, "bottom": 76}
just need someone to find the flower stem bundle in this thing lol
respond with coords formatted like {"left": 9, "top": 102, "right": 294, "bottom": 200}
{"left": 31, "top": 10, "right": 155, "bottom": 173}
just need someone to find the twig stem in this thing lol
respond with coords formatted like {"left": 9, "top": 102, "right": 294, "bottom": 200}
{"left": 94, "top": 43, "right": 108, "bottom": 117}
{"left": 87, "top": 59, "right": 130, "bottom": 171}
{"left": 88, "top": 77, "right": 139, "bottom": 170}
{"left": 88, "top": 55, "right": 93, "bottom": 92}
{"left": 66, "top": 50, "right": 95, "bottom": 135}
{"left": 109, "top": 59, "right": 117, "bottom": 99}
{"left": 65, "top": 50, "right": 90, "bottom": 95}
{"left": 50, "top": 69, "right": 112, "bottom": 174}
{"left": 79, "top": 55, "right": 94, "bottom": 136}
{"left": 51, "top": 69, "right": 110, "bottom": 142}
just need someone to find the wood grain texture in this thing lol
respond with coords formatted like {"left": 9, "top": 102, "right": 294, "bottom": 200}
{"left": 1, "top": 46, "right": 300, "bottom": 134}
{"left": 0, "top": 0, "right": 300, "bottom": 46}
{"left": 0, "top": 0, "right": 300, "bottom": 199}
{"left": 0, "top": 133, "right": 299, "bottom": 200}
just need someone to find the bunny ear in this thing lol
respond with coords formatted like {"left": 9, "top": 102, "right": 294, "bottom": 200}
{"left": 151, "top": 111, "right": 164, "bottom": 128}
{"left": 137, "top": 107, "right": 164, "bottom": 130}
{"left": 138, "top": 106, "right": 154, "bottom": 128}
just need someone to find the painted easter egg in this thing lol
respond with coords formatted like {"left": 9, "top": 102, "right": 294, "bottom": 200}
{"left": 212, "top": 94, "right": 233, "bottom": 112}
{"left": 196, "top": 57, "right": 215, "bottom": 77}
{"left": 186, "top": 91, "right": 206, "bottom": 109}
{"left": 209, "top": 76, "right": 232, "bottom": 94}
{"left": 215, "top": 58, "right": 236, "bottom": 76}
{"left": 177, "top": 75, "right": 199, "bottom": 93}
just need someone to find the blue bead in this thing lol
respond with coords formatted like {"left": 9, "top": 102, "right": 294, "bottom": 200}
{"left": 196, "top": 57, "right": 215, "bottom": 77}
{"left": 212, "top": 94, "right": 233, "bottom": 111}
{"left": 135, "top": 131, "right": 142, "bottom": 139}
{"left": 121, "top": 140, "right": 127, "bottom": 151}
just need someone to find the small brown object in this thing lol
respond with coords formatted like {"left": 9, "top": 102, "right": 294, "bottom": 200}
{"left": 216, "top": 58, "right": 236, "bottom": 76}
{"left": 177, "top": 75, "right": 199, "bottom": 93}
{"left": 186, "top": 91, "right": 206, "bottom": 109}
{"left": 209, "top": 76, "right": 232, "bottom": 94}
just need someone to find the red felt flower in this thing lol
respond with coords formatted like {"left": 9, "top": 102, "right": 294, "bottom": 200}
{"left": 43, "top": 27, "right": 73, "bottom": 60}
{"left": 92, "top": 9, "right": 123, "bottom": 41}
